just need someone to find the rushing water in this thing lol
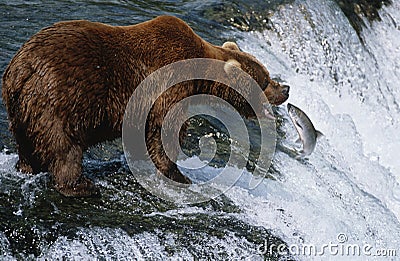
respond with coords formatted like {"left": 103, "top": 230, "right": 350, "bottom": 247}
{"left": 1, "top": 0, "right": 400, "bottom": 260}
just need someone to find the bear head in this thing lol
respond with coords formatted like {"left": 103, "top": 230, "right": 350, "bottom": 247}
{"left": 221, "top": 41, "right": 289, "bottom": 106}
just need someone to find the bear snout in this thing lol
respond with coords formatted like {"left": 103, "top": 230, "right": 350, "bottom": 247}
{"left": 264, "top": 81, "right": 290, "bottom": 105}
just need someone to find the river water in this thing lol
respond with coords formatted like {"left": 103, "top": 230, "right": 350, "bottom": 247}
{"left": 0, "top": 0, "right": 399, "bottom": 260}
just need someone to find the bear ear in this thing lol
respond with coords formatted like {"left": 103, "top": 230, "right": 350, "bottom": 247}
{"left": 224, "top": 59, "right": 241, "bottom": 74}
{"left": 222, "top": 42, "right": 240, "bottom": 51}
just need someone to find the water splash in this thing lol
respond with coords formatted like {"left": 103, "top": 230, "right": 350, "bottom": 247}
{"left": 232, "top": 0, "right": 400, "bottom": 258}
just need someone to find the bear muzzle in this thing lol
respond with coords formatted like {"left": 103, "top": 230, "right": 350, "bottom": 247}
{"left": 264, "top": 82, "right": 290, "bottom": 105}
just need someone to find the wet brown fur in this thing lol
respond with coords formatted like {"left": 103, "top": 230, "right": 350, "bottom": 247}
{"left": 2, "top": 16, "right": 289, "bottom": 196}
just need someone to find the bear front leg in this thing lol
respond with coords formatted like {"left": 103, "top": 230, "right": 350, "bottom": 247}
{"left": 51, "top": 145, "right": 98, "bottom": 197}
{"left": 146, "top": 124, "right": 192, "bottom": 185}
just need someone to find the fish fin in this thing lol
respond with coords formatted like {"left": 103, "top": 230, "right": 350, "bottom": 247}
{"left": 316, "top": 130, "right": 324, "bottom": 139}
{"left": 294, "top": 150, "right": 305, "bottom": 159}
{"left": 263, "top": 106, "right": 276, "bottom": 120}
{"left": 294, "top": 154, "right": 302, "bottom": 160}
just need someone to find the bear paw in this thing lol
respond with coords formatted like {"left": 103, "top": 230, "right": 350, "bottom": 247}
{"left": 16, "top": 159, "right": 34, "bottom": 174}
{"left": 55, "top": 176, "right": 100, "bottom": 197}
{"left": 164, "top": 168, "right": 192, "bottom": 185}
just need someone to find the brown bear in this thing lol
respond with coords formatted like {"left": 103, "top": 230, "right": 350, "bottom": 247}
{"left": 2, "top": 15, "right": 289, "bottom": 197}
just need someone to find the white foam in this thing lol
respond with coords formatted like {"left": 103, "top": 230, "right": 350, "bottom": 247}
{"left": 227, "top": 0, "right": 400, "bottom": 259}
{"left": 38, "top": 227, "right": 262, "bottom": 260}
{"left": 0, "top": 233, "right": 13, "bottom": 260}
